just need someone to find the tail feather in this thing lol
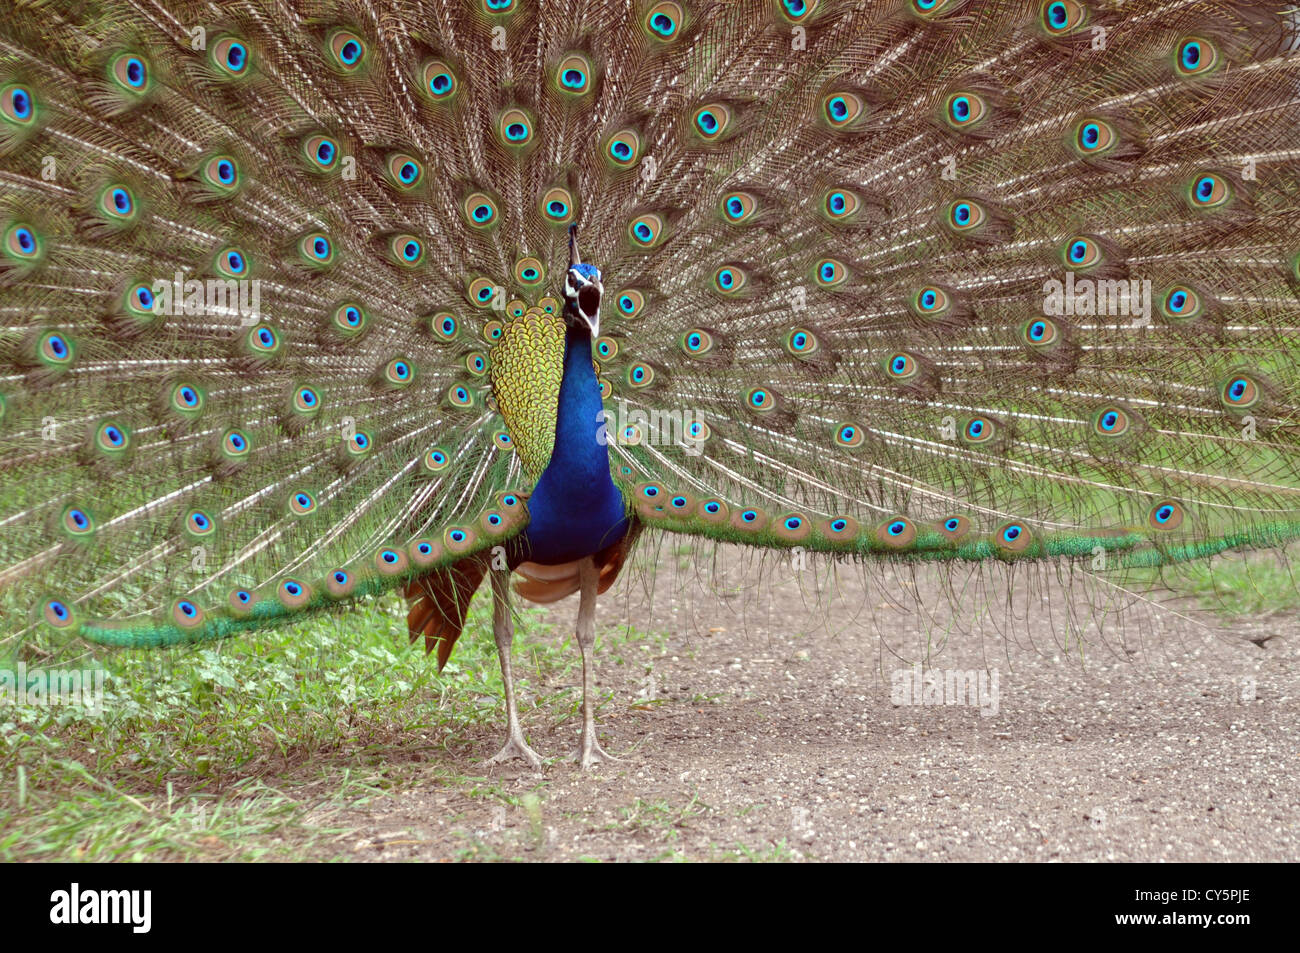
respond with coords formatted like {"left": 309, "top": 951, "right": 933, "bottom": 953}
{"left": 404, "top": 554, "right": 489, "bottom": 670}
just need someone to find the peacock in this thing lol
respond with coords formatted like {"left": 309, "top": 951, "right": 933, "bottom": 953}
{"left": 2, "top": 0, "right": 1299, "bottom": 770}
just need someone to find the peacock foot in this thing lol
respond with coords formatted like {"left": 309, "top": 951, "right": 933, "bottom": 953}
{"left": 485, "top": 734, "right": 545, "bottom": 769}
{"left": 570, "top": 734, "right": 623, "bottom": 771}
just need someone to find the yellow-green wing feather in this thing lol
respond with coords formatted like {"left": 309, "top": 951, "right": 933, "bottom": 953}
{"left": 490, "top": 308, "right": 566, "bottom": 481}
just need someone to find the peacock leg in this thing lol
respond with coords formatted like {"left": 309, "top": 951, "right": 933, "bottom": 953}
{"left": 484, "top": 567, "right": 545, "bottom": 769}
{"left": 572, "top": 555, "right": 621, "bottom": 769}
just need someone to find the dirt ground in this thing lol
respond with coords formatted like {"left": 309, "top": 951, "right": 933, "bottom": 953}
{"left": 322, "top": 549, "right": 1298, "bottom": 862}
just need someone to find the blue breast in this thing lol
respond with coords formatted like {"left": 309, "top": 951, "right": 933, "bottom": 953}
{"left": 520, "top": 327, "right": 629, "bottom": 564}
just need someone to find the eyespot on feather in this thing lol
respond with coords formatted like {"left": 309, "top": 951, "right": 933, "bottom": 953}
{"left": 555, "top": 53, "right": 593, "bottom": 95}
{"left": 605, "top": 129, "right": 642, "bottom": 168}
{"left": 421, "top": 60, "right": 459, "bottom": 101}
{"left": 775, "top": 513, "right": 813, "bottom": 543}
{"left": 993, "top": 521, "right": 1033, "bottom": 553}
{"left": 496, "top": 108, "right": 534, "bottom": 147}
{"left": 325, "top": 568, "right": 357, "bottom": 599}
{"left": 443, "top": 526, "right": 477, "bottom": 553}
{"left": 719, "top": 191, "right": 758, "bottom": 224}
{"left": 277, "top": 578, "right": 312, "bottom": 609}
{"left": 1039, "top": 0, "right": 1087, "bottom": 35}
{"left": 729, "top": 506, "right": 769, "bottom": 533}
{"left": 628, "top": 213, "right": 666, "bottom": 247}
{"left": 876, "top": 517, "right": 916, "bottom": 549}
{"left": 644, "top": 1, "right": 685, "bottom": 41}
{"left": 410, "top": 538, "right": 443, "bottom": 568}
{"left": 1147, "top": 500, "right": 1185, "bottom": 532}
{"left": 541, "top": 186, "right": 576, "bottom": 224}
{"left": 327, "top": 30, "right": 368, "bottom": 72}
{"left": 515, "top": 257, "right": 545, "bottom": 285}
{"left": 386, "top": 153, "right": 424, "bottom": 190}
{"left": 211, "top": 37, "right": 252, "bottom": 78}
{"left": 374, "top": 546, "right": 410, "bottom": 576}
{"left": 938, "top": 515, "right": 972, "bottom": 541}
{"left": 171, "top": 599, "right": 205, "bottom": 629}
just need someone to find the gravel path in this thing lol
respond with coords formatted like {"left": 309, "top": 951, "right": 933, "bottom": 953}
{"left": 329, "top": 549, "right": 1298, "bottom": 862}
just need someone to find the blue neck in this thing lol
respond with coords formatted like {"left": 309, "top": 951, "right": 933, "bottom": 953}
{"left": 550, "top": 326, "right": 612, "bottom": 487}
{"left": 519, "top": 324, "right": 628, "bottom": 563}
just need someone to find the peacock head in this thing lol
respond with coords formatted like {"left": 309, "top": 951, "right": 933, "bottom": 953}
{"left": 564, "top": 224, "right": 602, "bottom": 338}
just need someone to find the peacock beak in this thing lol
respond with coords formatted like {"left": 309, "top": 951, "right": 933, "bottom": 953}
{"left": 577, "top": 278, "right": 602, "bottom": 339}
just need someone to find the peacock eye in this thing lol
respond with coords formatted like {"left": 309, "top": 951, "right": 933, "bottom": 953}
{"left": 1092, "top": 405, "right": 1132, "bottom": 437}
{"left": 912, "top": 0, "right": 959, "bottom": 17}
{"left": 464, "top": 192, "right": 499, "bottom": 227}
{"left": 822, "top": 91, "right": 866, "bottom": 128}
{"left": 215, "top": 247, "right": 247, "bottom": 277}
{"left": 110, "top": 53, "right": 150, "bottom": 92}
{"left": 385, "top": 358, "right": 415, "bottom": 387}
{"left": 381, "top": 235, "right": 422, "bottom": 267}
{"left": 1175, "top": 36, "right": 1218, "bottom": 76}
{"left": 713, "top": 265, "right": 748, "bottom": 294}
{"left": 5, "top": 222, "right": 41, "bottom": 259}
{"left": 962, "top": 415, "right": 998, "bottom": 444}
{"left": 2, "top": 84, "right": 36, "bottom": 124}
{"left": 1022, "top": 317, "right": 1060, "bottom": 347}
{"left": 249, "top": 325, "right": 281, "bottom": 355}
{"left": 1072, "top": 117, "right": 1116, "bottom": 156}
{"left": 834, "top": 421, "right": 864, "bottom": 448}
{"left": 822, "top": 187, "right": 862, "bottom": 221}
{"left": 615, "top": 289, "right": 645, "bottom": 317}
{"left": 1040, "top": 0, "right": 1086, "bottom": 34}
{"left": 946, "top": 199, "right": 985, "bottom": 231}
{"left": 302, "top": 134, "right": 339, "bottom": 170}
{"left": 423, "top": 60, "right": 457, "bottom": 99}
{"left": 98, "top": 184, "right": 137, "bottom": 221}
{"left": 940, "top": 515, "right": 971, "bottom": 539}
{"left": 298, "top": 232, "right": 334, "bottom": 266}
{"left": 1220, "top": 373, "right": 1260, "bottom": 409}
{"left": 328, "top": 30, "right": 367, "bottom": 71}
{"left": 680, "top": 328, "right": 716, "bottom": 357}
{"left": 628, "top": 214, "right": 665, "bottom": 247}
{"left": 914, "top": 285, "right": 948, "bottom": 315}
{"left": 945, "top": 92, "right": 986, "bottom": 129}
{"left": 1062, "top": 235, "right": 1101, "bottom": 268}
{"left": 815, "top": 258, "right": 847, "bottom": 287}
{"left": 497, "top": 108, "right": 534, "bottom": 146}
{"left": 171, "top": 382, "right": 204, "bottom": 414}
{"left": 556, "top": 53, "right": 592, "bottom": 94}
{"left": 387, "top": 153, "right": 423, "bottom": 189}
{"left": 201, "top": 155, "right": 241, "bottom": 193}
{"left": 1159, "top": 285, "right": 1203, "bottom": 321}
{"left": 129, "top": 282, "right": 157, "bottom": 314}
{"left": 693, "top": 103, "right": 734, "bottom": 140}
{"left": 778, "top": 0, "right": 819, "bottom": 22}
{"left": 1188, "top": 172, "right": 1230, "bottom": 209}
{"left": 785, "top": 327, "right": 820, "bottom": 358}
{"left": 605, "top": 129, "right": 641, "bottom": 167}
{"left": 720, "top": 191, "right": 757, "bottom": 223}
{"left": 645, "top": 1, "right": 684, "bottom": 40}
{"left": 541, "top": 186, "right": 575, "bottom": 223}
{"left": 212, "top": 37, "right": 251, "bottom": 76}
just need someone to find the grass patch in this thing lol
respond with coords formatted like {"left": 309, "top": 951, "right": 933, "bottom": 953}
{"left": 0, "top": 590, "right": 594, "bottom": 861}
{"left": 1126, "top": 545, "right": 1300, "bottom": 617}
